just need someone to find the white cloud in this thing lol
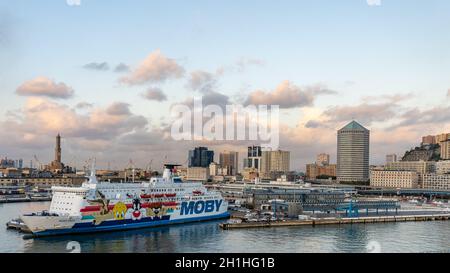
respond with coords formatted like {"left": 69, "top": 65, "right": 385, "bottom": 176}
{"left": 16, "top": 77, "right": 74, "bottom": 99}
{"left": 66, "top": 0, "right": 81, "bottom": 6}
{"left": 186, "top": 70, "right": 218, "bottom": 93}
{"left": 244, "top": 80, "right": 336, "bottom": 108}
{"left": 120, "top": 50, "right": 185, "bottom": 85}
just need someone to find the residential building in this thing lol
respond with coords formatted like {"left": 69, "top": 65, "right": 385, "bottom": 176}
{"left": 219, "top": 151, "right": 238, "bottom": 175}
{"left": 316, "top": 153, "right": 330, "bottom": 166}
{"left": 385, "top": 161, "right": 436, "bottom": 187}
{"left": 209, "top": 162, "right": 219, "bottom": 176}
{"left": 441, "top": 140, "right": 450, "bottom": 160}
{"left": 436, "top": 161, "right": 450, "bottom": 174}
{"left": 260, "top": 150, "right": 290, "bottom": 179}
{"left": 186, "top": 167, "right": 210, "bottom": 181}
{"left": 423, "top": 174, "right": 450, "bottom": 190}
{"left": 306, "top": 164, "right": 337, "bottom": 180}
{"left": 422, "top": 135, "right": 437, "bottom": 145}
{"left": 370, "top": 170, "right": 419, "bottom": 189}
{"left": 386, "top": 154, "right": 397, "bottom": 164}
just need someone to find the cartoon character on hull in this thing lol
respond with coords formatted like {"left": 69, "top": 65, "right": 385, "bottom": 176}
{"left": 146, "top": 205, "right": 168, "bottom": 219}
{"left": 126, "top": 198, "right": 146, "bottom": 220}
{"left": 113, "top": 202, "right": 127, "bottom": 220}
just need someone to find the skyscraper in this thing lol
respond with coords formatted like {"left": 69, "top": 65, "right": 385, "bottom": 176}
{"left": 246, "top": 146, "right": 262, "bottom": 170}
{"left": 188, "top": 147, "right": 214, "bottom": 168}
{"left": 260, "top": 150, "right": 290, "bottom": 178}
{"left": 337, "top": 121, "right": 370, "bottom": 184}
{"left": 219, "top": 151, "right": 239, "bottom": 176}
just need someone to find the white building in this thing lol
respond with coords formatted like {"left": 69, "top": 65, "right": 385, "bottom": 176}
{"left": 186, "top": 167, "right": 210, "bottom": 181}
{"left": 370, "top": 170, "right": 419, "bottom": 189}
{"left": 423, "top": 173, "right": 450, "bottom": 190}
{"left": 436, "top": 161, "right": 450, "bottom": 175}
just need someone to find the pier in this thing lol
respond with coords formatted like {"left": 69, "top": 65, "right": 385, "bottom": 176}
{"left": 219, "top": 213, "right": 450, "bottom": 230}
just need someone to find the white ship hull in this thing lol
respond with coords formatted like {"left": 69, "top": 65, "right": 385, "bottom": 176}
{"left": 20, "top": 164, "right": 230, "bottom": 237}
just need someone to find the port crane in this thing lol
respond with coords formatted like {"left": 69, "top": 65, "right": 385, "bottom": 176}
{"left": 33, "top": 155, "right": 43, "bottom": 170}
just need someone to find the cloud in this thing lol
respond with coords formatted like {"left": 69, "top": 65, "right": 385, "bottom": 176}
{"left": 83, "top": 62, "right": 109, "bottom": 71}
{"left": 236, "top": 57, "right": 265, "bottom": 71}
{"left": 304, "top": 120, "right": 323, "bottom": 129}
{"left": 16, "top": 77, "right": 74, "bottom": 99}
{"left": 142, "top": 88, "right": 167, "bottom": 102}
{"left": 186, "top": 70, "right": 218, "bottom": 93}
{"left": 393, "top": 106, "right": 450, "bottom": 128}
{"left": 2, "top": 98, "right": 147, "bottom": 142}
{"left": 177, "top": 91, "right": 231, "bottom": 109}
{"left": 106, "top": 102, "right": 132, "bottom": 116}
{"left": 66, "top": 0, "right": 81, "bottom": 6}
{"left": 120, "top": 50, "right": 185, "bottom": 85}
{"left": 114, "top": 63, "right": 130, "bottom": 73}
{"left": 244, "top": 80, "right": 336, "bottom": 108}
{"left": 321, "top": 102, "right": 398, "bottom": 126}
{"left": 361, "top": 93, "right": 414, "bottom": 104}
{"left": 75, "top": 102, "right": 93, "bottom": 109}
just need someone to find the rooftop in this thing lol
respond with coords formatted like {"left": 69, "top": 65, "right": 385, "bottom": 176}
{"left": 339, "top": 120, "right": 368, "bottom": 131}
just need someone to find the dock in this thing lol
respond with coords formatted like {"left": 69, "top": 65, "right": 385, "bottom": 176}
{"left": 219, "top": 213, "right": 450, "bottom": 230}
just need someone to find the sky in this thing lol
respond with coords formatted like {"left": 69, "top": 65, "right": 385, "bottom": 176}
{"left": 1, "top": 0, "right": 450, "bottom": 171}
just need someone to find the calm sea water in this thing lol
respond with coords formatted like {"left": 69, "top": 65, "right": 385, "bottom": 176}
{"left": 0, "top": 202, "right": 449, "bottom": 253}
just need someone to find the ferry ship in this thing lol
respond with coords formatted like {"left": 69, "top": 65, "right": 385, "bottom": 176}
{"left": 20, "top": 164, "right": 229, "bottom": 237}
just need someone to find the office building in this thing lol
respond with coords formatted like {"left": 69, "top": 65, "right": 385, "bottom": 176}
{"left": 246, "top": 146, "right": 262, "bottom": 171}
{"left": 188, "top": 147, "right": 214, "bottom": 168}
{"left": 219, "top": 151, "right": 239, "bottom": 176}
{"left": 337, "top": 121, "right": 370, "bottom": 184}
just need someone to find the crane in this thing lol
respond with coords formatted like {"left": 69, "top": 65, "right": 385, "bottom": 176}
{"left": 33, "top": 155, "right": 43, "bottom": 170}
{"left": 124, "top": 159, "right": 136, "bottom": 182}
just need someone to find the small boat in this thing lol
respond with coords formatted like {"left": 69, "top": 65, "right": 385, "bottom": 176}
{"left": 6, "top": 218, "right": 30, "bottom": 232}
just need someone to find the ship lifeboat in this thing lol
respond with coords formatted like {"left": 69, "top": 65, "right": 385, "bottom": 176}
{"left": 193, "top": 190, "right": 203, "bottom": 195}
{"left": 154, "top": 194, "right": 165, "bottom": 198}
{"left": 164, "top": 193, "right": 176, "bottom": 197}
{"left": 140, "top": 194, "right": 154, "bottom": 199}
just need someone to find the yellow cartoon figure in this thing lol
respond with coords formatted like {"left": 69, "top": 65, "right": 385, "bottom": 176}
{"left": 113, "top": 202, "right": 127, "bottom": 220}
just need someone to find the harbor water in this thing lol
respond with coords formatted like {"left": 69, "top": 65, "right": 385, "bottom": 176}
{"left": 0, "top": 202, "right": 449, "bottom": 253}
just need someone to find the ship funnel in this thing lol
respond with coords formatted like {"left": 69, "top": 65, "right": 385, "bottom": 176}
{"left": 88, "top": 158, "right": 98, "bottom": 184}
{"left": 162, "top": 164, "right": 181, "bottom": 181}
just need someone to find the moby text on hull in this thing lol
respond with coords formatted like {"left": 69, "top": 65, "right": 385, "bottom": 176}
{"left": 20, "top": 164, "right": 230, "bottom": 238}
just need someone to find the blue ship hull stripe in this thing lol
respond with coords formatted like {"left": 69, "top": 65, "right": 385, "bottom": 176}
{"left": 32, "top": 212, "right": 230, "bottom": 237}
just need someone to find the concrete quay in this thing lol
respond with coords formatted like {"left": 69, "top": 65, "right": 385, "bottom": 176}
{"left": 219, "top": 213, "right": 450, "bottom": 230}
